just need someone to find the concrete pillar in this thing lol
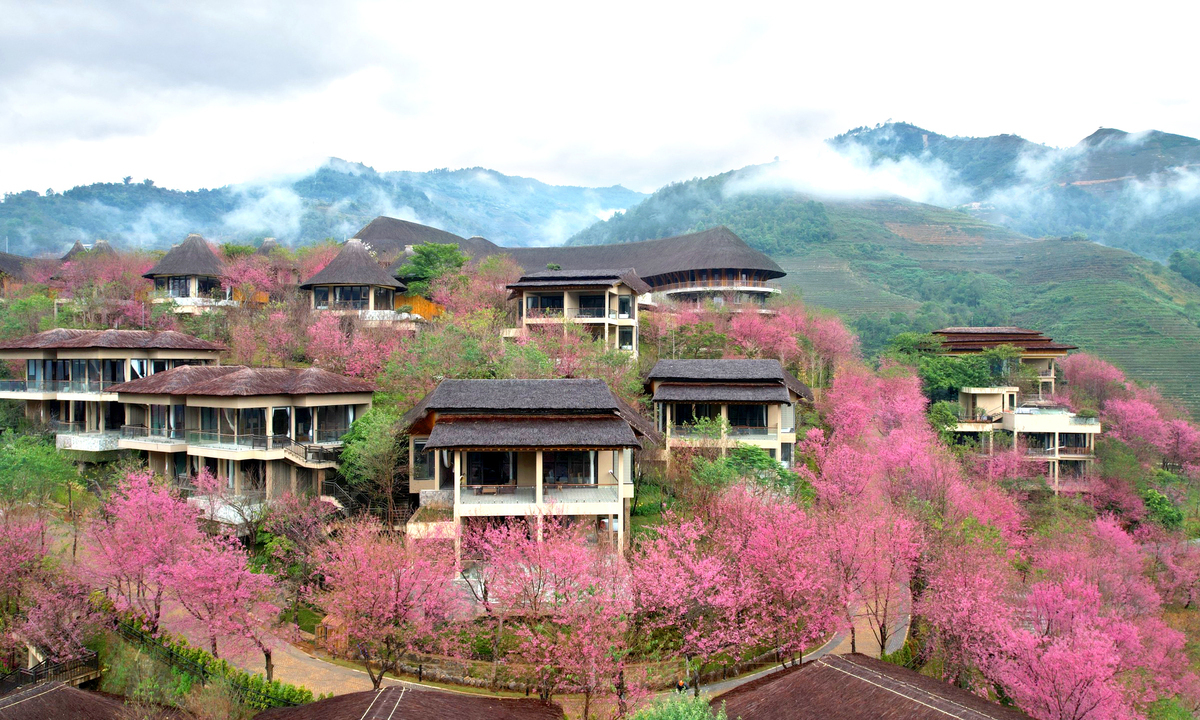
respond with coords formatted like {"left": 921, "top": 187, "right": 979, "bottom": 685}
{"left": 535, "top": 450, "right": 544, "bottom": 504}
{"left": 453, "top": 451, "right": 462, "bottom": 489}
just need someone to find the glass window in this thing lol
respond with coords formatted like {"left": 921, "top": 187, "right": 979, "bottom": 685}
{"left": 728, "top": 404, "right": 767, "bottom": 428}
{"left": 413, "top": 439, "right": 434, "bottom": 480}
{"left": 781, "top": 403, "right": 796, "bottom": 433}
{"left": 313, "top": 287, "right": 329, "bottom": 309}
{"left": 618, "top": 295, "right": 632, "bottom": 317}
{"left": 130, "top": 359, "right": 147, "bottom": 380}
{"left": 239, "top": 408, "right": 266, "bottom": 437}
{"left": 333, "top": 286, "right": 369, "bottom": 309}
{"left": 674, "top": 403, "right": 718, "bottom": 425}
{"left": 294, "top": 407, "right": 313, "bottom": 442}
{"left": 167, "top": 276, "right": 190, "bottom": 298}
{"left": 578, "top": 295, "right": 605, "bottom": 318}
{"left": 467, "top": 451, "right": 514, "bottom": 485}
{"left": 155, "top": 277, "right": 167, "bottom": 292}
{"left": 315, "top": 405, "right": 351, "bottom": 443}
{"left": 271, "top": 407, "right": 291, "bottom": 437}
{"left": 542, "top": 451, "right": 597, "bottom": 485}
{"left": 373, "top": 287, "right": 394, "bottom": 311}
{"left": 197, "top": 276, "right": 221, "bottom": 297}
{"left": 781, "top": 443, "right": 793, "bottom": 465}
{"left": 618, "top": 326, "right": 634, "bottom": 350}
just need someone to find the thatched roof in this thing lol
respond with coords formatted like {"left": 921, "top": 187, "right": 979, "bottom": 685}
{"left": 507, "top": 268, "right": 651, "bottom": 297}
{"left": 0, "top": 681, "right": 190, "bottom": 720}
{"left": 108, "top": 365, "right": 374, "bottom": 397}
{"left": 91, "top": 239, "right": 116, "bottom": 256}
{"left": 425, "top": 416, "right": 640, "bottom": 449}
{"left": 256, "top": 238, "right": 282, "bottom": 256}
{"left": 353, "top": 216, "right": 472, "bottom": 258}
{"left": 144, "top": 234, "right": 224, "bottom": 278}
{"left": 299, "top": 239, "right": 405, "bottom": 289}
{"left": 0, "top": 252, "right": 30, "bottom": 280}
{"left": 255, "top": 685, "right": 563, "bottom": 720}
{"left": 714, "top": 654, "right": 1031, "bottom": 720}
{"left": 933, "top": 327, "right": 1077, "bottom": 354}
{"left": 61, "top": 239, "right": 88, "bottom": 261}
{"left": 649, "top": 359, "right": 814, "bottom": 402}
{"left": 353, "top": 217, "right": 784, "bottom": 284}
{"left": 0, "top": 328, "right": 224, "bottom": 352}
{"left": 653, "top": 383, "right": 790, "bottom": 404}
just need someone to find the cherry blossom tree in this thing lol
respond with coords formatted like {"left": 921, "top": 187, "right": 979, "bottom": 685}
{"left": 262, "top": 493, "right": 337, "bottom": 626}
{"left": 18, "top": 574, "right": 105, "bottom": 663}
{"left": 1059, "top": 353, "right": 1126, "bottom": 409}
{"left": 318, "top": 519, "right": 459, "bottom": 689}
{"left": 88, "top": 471, "right": 202, "bottom": 633}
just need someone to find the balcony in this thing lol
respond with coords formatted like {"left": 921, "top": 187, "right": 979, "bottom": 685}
{"left": 728, "top": 425, "right": 778, "bottom": 441}
{"left": 460, "top": 486, "right": 535, "bottom": 505}
{"left": 54, "top": 424, "right": 121, "bottom": 452}
{"left": 544, "top": 484, "right": 620, "bottom": 504}
{"left": 669, "top": 425, "right": 778, "bottom": 441}
{"left": 0, "top": 379, "right": 123, "bottom": 395}
{"left": 120, "top": 425, "right": 186, "bottom": 445}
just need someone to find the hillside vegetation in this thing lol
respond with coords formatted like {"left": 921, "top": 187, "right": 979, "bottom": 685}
{"left": 0, "top": 160, "right": 644, "bottom": 256}
{"left": 569, "top": 169, "right": 1200, "bottom": 415}
{"left": 833, "top": 122, "right": 1200, "bottom": 261}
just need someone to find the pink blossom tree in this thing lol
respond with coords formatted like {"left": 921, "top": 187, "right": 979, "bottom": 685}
{"left": 18, "top": 573, "right": 106, "bottom": 662}
{"left": 1059, "top": 353, "right": 1126, "bottom": 409}
{"left": 88, "top": 471, "right": 202, "bottom": 633}
{"left": 318, "top": 519, "right": 459, "bottom": 689}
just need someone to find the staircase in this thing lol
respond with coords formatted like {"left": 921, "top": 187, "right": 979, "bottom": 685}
{"left": 0, "top": 651, "right": 100, "bottom": 697}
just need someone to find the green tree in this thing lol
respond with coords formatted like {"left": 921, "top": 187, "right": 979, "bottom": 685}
{"left": 338, "top": 407, "right": 405, "bottom": 527}
{"left": 631, "top": 696, "right": 727, "bottom": 720}
{"left": 394, "top": 243, "right": 467, "bottom": 296}
{"left": 0, "top": 431, "right": 78, "bottom": 512}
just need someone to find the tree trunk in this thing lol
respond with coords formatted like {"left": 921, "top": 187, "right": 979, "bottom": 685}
{"left": 292, "top": 586, "right": 301, "bottom": 626}
{"left": 850, "top": 625, "right": 857, "bottom": 654}
{"left": 583, "top": 691, "right": 591, "bottom": 720}
{"left": 264, "top": 648, "right": 273, "bottom": 682}
{"left": 210, "top": 635, "right": 219, "bottom": 658}
{"left": 491, "top": 615, "right": 505, "bottom": 689}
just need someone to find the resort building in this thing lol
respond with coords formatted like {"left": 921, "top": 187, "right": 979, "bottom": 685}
{"left": 940, "top": 328, "right": 1100, "bottom": 491}
{"left": 934, "top": 326, "right": 1076, "bottom": 397}
{"left": 506, "top": 269, "right": 648, "bottom": 356}
{"left": 646, "top": 359, "right": 813, "bottom": 468}
{"left": 403, "top": 379, "right": 660, "bottom": 549}
{"left": 143, "top": 234, "right": 232, "bottom": 315}
{"left": 0, "top": 252, "right": 30, "bottom": 299}
{"left": 0, "top": 329, "right": 224, "bottom": 454}
{"left": 109, "top": 365, "right": 373, "bottom": 501}
{"left": 299, "top": 238, "right": 409, "bottom": 323}
{"left": 355, "top": 216, "right": 787, "bottom": 307}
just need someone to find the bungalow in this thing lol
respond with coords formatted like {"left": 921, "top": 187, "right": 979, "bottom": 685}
{"left": 299, "top": 238, "right": 407, "bottom": 323}
{"left": 109, "top": 365, "right": 373, "bottom": 501}
{"left": 0, "top": 329, "right": 224, "bottom": 454}
{"left": 403, "top": 378, "right": 660, "bottom": 549}
{"left": 143, "top": 233, "right": 231, "bottom": 314}
{"left": 506, "top": 268, "right": 648, "bottom": 356}
{"left": 647, "top": 359, "right": 813, "bottom": 468}
{"left": 934, "top": 326, "right": 1076, "bottom": 397}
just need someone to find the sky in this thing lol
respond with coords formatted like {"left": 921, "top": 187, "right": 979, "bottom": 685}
{"left": 1, "top": 0, "right": 1197, "bottom": 196}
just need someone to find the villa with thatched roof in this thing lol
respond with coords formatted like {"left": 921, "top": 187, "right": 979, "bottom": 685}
{"left": 403, "top": 378, "right": 659, "bottom": 549}
{"left": 647, "top": 359, "right": 812, "bottom": 468}
{"left": 0, "top": 251, "right": 31, "bottom": 298}
{"left": 300, "top": 238, "right": 408, "bottom": 322}
{"left": 143, "top": 233, "right": 231, "bottom": 314}
{"left": 0, "top": 329, "right": 224, "bottom": 454}
{"left": 506, "top": 268, "right": 649, "bottom": 356}
{"left": 354, "top": 216, "right": 786, "bottom": 306}
{"left": 109, "top": 364, "right": 373, "bottom": 508}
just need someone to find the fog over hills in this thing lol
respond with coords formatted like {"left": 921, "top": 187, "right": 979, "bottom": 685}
{"left": 0, "top": 159, "right": 644, "bottom": 256}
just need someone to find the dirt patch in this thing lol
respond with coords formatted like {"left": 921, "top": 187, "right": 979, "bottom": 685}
{"left": 884, "top": 223, "right": 985, "bottom": 246}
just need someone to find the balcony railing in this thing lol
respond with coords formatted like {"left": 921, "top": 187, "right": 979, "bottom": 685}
{"left": 729, "top": 425, "right": 778, "bottom": 440}
{"left": 654, "top": 277, "right": 778, "bottom": 293}
{"left": 1059, "top": 445, "right": 1094, "bottom": 456}
{"left": 121, "top": 425, "right": 186, "bottom": 442}
{"left": 1069, "top": 416, "right": 1100, "bottom": 426}
{"left": 569, "top": 307, "right": 607, "bottom": 319}
{"left": 1025, "top": 447, "right": 1058, "bottom": 457}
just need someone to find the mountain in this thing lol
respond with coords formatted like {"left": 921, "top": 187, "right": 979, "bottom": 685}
{"left": 0, "top": 160, "right": 645, "bottom": 256}
{"left": 567, "top": 166, "right": 1200, "bottom": 415}
{"left": 831, "top": 122, "right": 1200, "bottom": 261}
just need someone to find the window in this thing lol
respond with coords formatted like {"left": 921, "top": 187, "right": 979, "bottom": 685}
{"left": 467, "top": 451, "right": 514, "bottom": 485}
{"left": 197, "top": 276, "right": 221, "bottom": 298}
{"left": 781, "top": 443, "right": 793, "bottom": 466}
{"left": 413, "top": 439, "right": 434, "bottom": 480}
{"left": 167, "top": 276, "right": 190, "bottom": 298}
{"left": 781, "top": 403, "right": 796, "bottom": 433}
{"left": 373, "top": 287, "right": 394, "bottom": 311}
{"left": 526, "top": 294, "right": 564, "bottom": 316}
{"left": 542, "top": 451, "right": 596, "bottom": 485}
{"left": 152, "top": 360, "right": 168, "bottom": 374}
{"left": 294, "top": 407, "right": 313, "bottom": 442}
{"left": 238, "top": 408, "right": 266, "bottom": 437}
{"left": 315, "top": 405, "right": 353, "bottom": 443}
{"left": 313, "top": 287, "right": 330, "bottom": 309}
{"left": 674, "top": 403, "right": 718, "bottom": 425}
{"left": 271, "top": 407, "right": 291, "bottom": 437}
{"left": 578, "top": 294, "right": 605, "bottom": 318}
{"left": 618, "top": 326, "right": 634, "bottom": 351}
{"left": 618, "top": 295, "right": 632, "bottom": 318}
{"left": 728, "top": 404, "right": 767, "bottom": 428}
{"left": 333, "top": 285, "right": 369, "bottom": 309}
{"left": 130, "top": 359, "right": 147, "bottom": 380}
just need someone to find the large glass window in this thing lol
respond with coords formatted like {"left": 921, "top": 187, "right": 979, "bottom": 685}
{"left": 167, "top": 276, "right": 190, "bottom": 298}
{"left": 578, "top": 294, "right": 605, "bottom": 318}
{"left": 315, "top": 405, "right": 352, "bottom": 443}
{"left": 130, "top": 359, "right": 147, "bottom": 380}
{"left": 781, "top": 403, "right": 796, "bottom": 433}
{"left": 271, "top": 407, "right": 291, "bottom": 437}
{"left": 728, "top": 404, "right": 767, "bottom": 429}
{"left": 526, "top": 294, "right": 564, "bottom": 315}
{"left": 239, "top": 408, "right": 266, "bottom": 437}
{"left": 674, "top": 403, "right": 718, "bottom": 426}
{"left": 413, "top": 439, "right": 434, "bottom": 480}
{"left": 313, "top": 287, "right": 330, "bottom": 310}
{"left": 333, "top": 285, "right": 369, "bottom": 309}
{"left": 373, "top": 287, "right": 394, "bottom": 311}
{"left": 197, "top": 276, "right": 221, "bottom": 297}
{"left": 467, "top": 451, "right": 514, "bottom": 485}
{"left": 618, "top": 326, "right": 634, "bottom": 351}
{"left": 294, "top": 407, "right": 313, "bottom": 442}
{"left": 542, "top": 451, "right": 597, "bottom": 485}
{"left": 618, "top": 295, "right": 632, "bottom": 318}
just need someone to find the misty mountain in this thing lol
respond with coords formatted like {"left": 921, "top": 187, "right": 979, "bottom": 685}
{"left": 831, "top": 123, "right": 1200, "bottom": 261}
{"left": 0, "top": 160, "right": 645, "bottom": 256}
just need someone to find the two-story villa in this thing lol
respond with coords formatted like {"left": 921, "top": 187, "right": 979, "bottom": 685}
{"left": 506, "top": 269, "right": 648, "bottom": 356}
{"left": 403, "top": 379, "right": 659, "bottom": 549}
{"left": 109, "top": 365, "right": 373, "bottom": 501}
{"left": 144, "top": 234, "right": 233, "bottom": 315}
{"left": 299, "top": 239, "right": 408, "bottom": 323}
{"left": 0, "top": 329, "right": 224, "bottom": 454}
{"left": 647, "top": 359, "right": 813, "bottom": 468}
{"left": 939, "top": 327, "right": 1100, "bottom": 491}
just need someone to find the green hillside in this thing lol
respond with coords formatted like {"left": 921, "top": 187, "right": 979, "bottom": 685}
{"left": 569, "top": 173, "right": 1200, "bottom": 415}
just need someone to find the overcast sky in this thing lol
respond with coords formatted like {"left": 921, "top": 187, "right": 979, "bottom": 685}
{"left": 1, "top": 0, "right": 1196, "bottom": 196}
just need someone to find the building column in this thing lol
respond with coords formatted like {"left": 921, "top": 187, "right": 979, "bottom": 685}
{"left": 535, "top": 451, "right": 544, "bottom": 504}
{"left": 453, "top": 451, "right": 462, "bottom": 489}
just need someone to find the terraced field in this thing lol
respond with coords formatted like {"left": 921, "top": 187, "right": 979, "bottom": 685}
{"left": 775, "top": 252, "right": 920, "bottom": 315}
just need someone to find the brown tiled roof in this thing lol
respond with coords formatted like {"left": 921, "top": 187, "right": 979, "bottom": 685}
{"left": 714, "top": 654, "right": 1031, "bottom": 720}
{"left": 933, "top": 327, "right": 1077, "bottom": 354}
{"left": 108, "top": 365, "right": 374, "bottom": 396}
{"left": 425, "top": 416, "right": 641, "bottom": 449}
{"left": 507, "top": 268, "right": 652, "bottom": 296}
{"left": 0, "top": 681, "right": 189, "bottom": 720}
{"left": 653, "top": 382, "right": 790, "bottom": 404}
{"left": 144, "top": 234, "right": 224, "bottom": 278}
{"left": 648, "top": 359, "right": 814, "bottom": 402}
{"left": 0, "top": 328, "right": 225, "bottom": 352}
{"left": 299, "top": 238, "right": 405, "bottom": 289}
{"left": 255, "top": 685, "right": 564, "bottom": 720}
